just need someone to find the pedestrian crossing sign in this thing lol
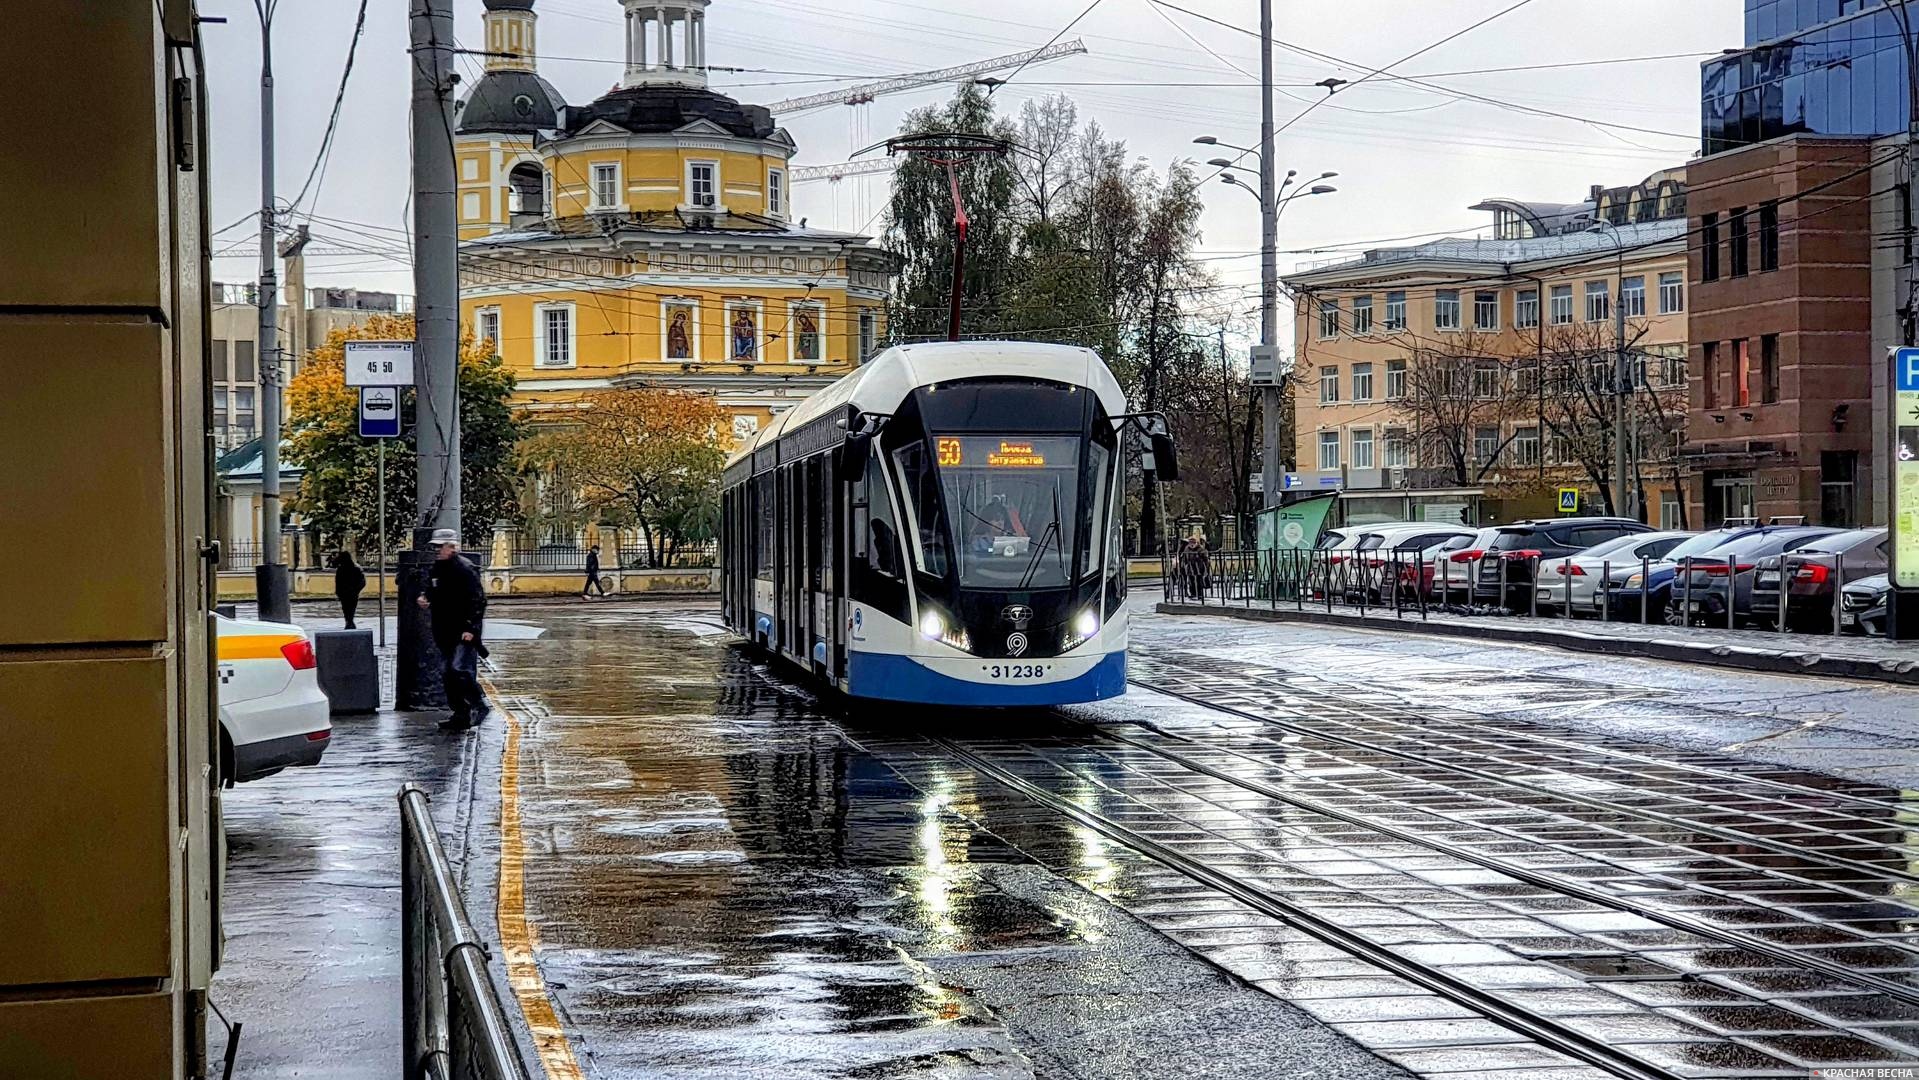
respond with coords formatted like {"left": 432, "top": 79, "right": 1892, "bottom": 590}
{"left": 1557, "top": 487, "right": 1579, "bottom": 513}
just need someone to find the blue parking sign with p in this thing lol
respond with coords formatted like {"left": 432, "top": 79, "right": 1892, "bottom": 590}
{"left": 1899, "top": 347, "right": 1919, "bottom": 392}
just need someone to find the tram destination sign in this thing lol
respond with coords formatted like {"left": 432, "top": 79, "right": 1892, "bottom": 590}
{"left": 1895, "top": 348, "right": 1919, "bottom": 588}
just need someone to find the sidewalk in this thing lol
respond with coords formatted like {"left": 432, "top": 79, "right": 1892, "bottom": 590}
{"left": 1156, "top": 597, "right": 1919, "bottom": 685}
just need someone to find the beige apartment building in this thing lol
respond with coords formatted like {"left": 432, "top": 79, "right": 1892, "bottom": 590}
{"left": 1285, "top": 171, "right": 1694, "bottom": 527}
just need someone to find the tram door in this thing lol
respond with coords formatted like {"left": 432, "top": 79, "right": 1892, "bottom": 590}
{"left": 804, "top": 456, "right": 826, "bottom": 672}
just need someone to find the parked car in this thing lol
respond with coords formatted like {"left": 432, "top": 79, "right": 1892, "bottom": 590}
{"left": 1671, "top": 525, "right": 1839, "bottom": 626}
{"left": 1311, "top": 520, "right": 1423, "bottom": 597}
{"left": 1424, "top": 527, "right": 1505, "bottom": 604}
{"left": 216, "top": 612, "right": 331, "bottom": 784}
{"left": 1471, "top": 518, "right": 1654, "bottom": 610}
{"left": 1749, "top": 527, "right": 1889, "bottom": 631}
{"left": 1606, "top": 527, "right": 1755, "bottom": 619}
{"left": 1842, "top": 573, "right": 1892, "bottom": 636}
{"left": 1534, "top": 531, "right": 1691, "bottom": 617}
{"left": 1347, "top": 524, "right": 1476, "bottom": 603}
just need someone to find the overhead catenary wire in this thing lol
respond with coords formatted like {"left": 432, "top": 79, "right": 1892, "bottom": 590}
{"left": 285, "top": 0, "right": 370, "bottom": 215}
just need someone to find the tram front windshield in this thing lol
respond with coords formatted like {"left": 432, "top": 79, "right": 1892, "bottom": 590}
{"left": 927, "top": 434, "right": 1082, "bottom": 590}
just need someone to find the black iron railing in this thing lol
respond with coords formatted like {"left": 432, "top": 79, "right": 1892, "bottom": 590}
{"left": 399, "top": 784, "right": 531, "bottom": 1080}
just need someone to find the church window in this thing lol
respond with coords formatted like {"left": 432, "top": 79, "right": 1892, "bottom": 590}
{"left": 767, "top": 168, "right": 785, "bottom": 217}
{"left": 476, "top": 307, "right": 501, "bottom": 353}
{"left": 536, "top": 302, "right": 575, "bottom": 368}
{"left": 590, "top": 162, "right": 621, "bottom": 210}
{"left": 687, "top": 160, "right": 718, "bottom": 208}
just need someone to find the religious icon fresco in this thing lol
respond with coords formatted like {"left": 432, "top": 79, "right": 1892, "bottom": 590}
{"left": 730, "top": 306, "right": 758, "bottom": 361}
{"left": 665, "top": 304, "right": 694, "bottom": 360}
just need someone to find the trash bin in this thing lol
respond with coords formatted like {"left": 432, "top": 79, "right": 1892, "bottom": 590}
{"left": 312, "top": 628, "right": 379, "bottom": 714}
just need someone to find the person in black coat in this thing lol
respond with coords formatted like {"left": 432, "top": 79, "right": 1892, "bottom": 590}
{"left": 333, "top": 550, "right": 366, "bottom": 629}
{"left": 416, "top": 529, "right": 488, "bottom": 732}
{"left": 581, "top": 544, "right": 607, "bottom": 600}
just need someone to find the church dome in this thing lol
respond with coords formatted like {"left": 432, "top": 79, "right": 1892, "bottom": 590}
{"left": 564, "top": 84, "right": 773, "bottom": 140}
{"left": 457, "top": 69, "right": 567, "bottom": 135}
{"left": 483, "top": 0, "right": 536, "bottom": 9}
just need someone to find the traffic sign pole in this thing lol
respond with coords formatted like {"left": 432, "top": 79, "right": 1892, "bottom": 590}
{"left": 1891, "top": 348, "right": 1919, "bottom": 639}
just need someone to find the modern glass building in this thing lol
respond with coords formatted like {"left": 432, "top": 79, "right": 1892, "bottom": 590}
{"left": 1702, "top": 0, "right": 1917, "bottom": 154}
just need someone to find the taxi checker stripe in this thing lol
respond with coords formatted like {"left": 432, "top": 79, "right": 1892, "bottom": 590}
{"left": 217, "top": 633, "right": 302, "bottom": 661}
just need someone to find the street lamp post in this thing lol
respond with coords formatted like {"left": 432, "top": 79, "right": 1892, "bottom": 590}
{"left": 1197, "top": 125, "right": 1336, "bottom": 509}
{"left": 1589, "top": 220, "right": 1633, "bottom": 520}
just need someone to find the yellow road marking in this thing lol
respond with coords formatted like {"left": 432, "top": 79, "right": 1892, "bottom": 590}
{"left": 484, "top": 677, "right": 587, "bottom": 1080}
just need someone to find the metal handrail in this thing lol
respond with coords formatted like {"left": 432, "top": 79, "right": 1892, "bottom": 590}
{"left": 399, "top": 784, "right": 533, "bottom": 1080}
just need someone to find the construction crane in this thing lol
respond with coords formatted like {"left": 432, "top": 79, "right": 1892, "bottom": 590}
{"left": 767, "top": 39, "right": 1089, "bottom": 115}
{"left": 791, "top": 159, "right": 898, "bottom": 184}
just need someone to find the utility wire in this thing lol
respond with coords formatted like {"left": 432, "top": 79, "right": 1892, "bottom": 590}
{"left": 286, "top": 0, "right": 370, "bottom": 215}
{"left": 991, "top": 0, "right": 1109, "bottom": 95}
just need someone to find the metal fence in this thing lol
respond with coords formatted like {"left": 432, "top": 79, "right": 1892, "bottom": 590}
{"left": 400, "top": 785, "right": 531, "bottom": 1080}
{"left": 513, "top": 542, "right": 717, "bottom": 572}
{"left": 1161, "top": 545, "right": 1857, "bottom": 638}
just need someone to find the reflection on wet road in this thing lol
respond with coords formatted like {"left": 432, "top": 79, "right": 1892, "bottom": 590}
{"left": 485, "top": 602, "right": 1919, "bottom": 1079}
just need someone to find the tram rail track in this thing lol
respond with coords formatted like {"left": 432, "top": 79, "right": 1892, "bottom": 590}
{"left": 927, "top": 734, "right": 1687, "bottom": 1080}
{"left": 1073, "top": 718, "right": 1919, "bottom": 1007}
{"left": 1126, "top": 662, "right": 1919, "bottom": 892}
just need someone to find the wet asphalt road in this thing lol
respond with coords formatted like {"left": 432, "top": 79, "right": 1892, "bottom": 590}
{"left": 213, "top": 597, "right": 1919, "bottom": 1079}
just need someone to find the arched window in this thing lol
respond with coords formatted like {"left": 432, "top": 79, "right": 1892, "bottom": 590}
{"left": 508, "top": 162, "right": 545, "bottom": 219}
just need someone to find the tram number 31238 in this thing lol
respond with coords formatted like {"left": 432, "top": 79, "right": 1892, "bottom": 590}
{"left": 987, "top": 663, "right": 1049, "bottom": 680}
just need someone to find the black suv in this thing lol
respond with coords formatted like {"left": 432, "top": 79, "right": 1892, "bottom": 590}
{"left": 1471, "top": 517, "right": 1653, "bottom": 611}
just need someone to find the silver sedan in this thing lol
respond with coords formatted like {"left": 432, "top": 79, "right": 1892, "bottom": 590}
{"left": 1533, "top": 531, "right": 1692, "bottom": 616}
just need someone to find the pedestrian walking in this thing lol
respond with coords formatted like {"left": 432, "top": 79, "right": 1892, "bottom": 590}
{"left": 582, "top": 544, "right": 608, "bottom": 600}
{"left": 416, "top": 529, "right": 489, "bottom": 732}
{"left": 333, "top": 550, "right": 366, "bottom": 630}
{"left": 1178, "top": 533, "right": 1211, "bottom": 601}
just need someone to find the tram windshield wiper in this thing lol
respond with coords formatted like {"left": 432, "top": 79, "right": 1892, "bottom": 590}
{"left": 1018, "top": 481, "right": 1068, "bottom": 589}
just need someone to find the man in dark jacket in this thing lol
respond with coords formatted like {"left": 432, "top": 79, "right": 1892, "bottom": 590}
{"left": 581, "top": 544, "right": 607, "bottom": 600}
{"left": 416, "top": 528, "right": 488, "bottom": 732}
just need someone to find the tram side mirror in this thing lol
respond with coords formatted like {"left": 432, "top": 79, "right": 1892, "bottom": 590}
{"left": 1150, "top": 431, "right": 1180, "bottom": 482}
{"left": 841, "top": 431, "right": 872, "bottom": 484}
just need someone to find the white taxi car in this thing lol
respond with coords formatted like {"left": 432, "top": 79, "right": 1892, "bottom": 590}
{"left": 216, "top": 613, "right": 331, "bottom": 783}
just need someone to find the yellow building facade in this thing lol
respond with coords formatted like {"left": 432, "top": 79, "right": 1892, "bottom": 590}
{"left": 454, "top": 0, "right": 892, "bottom": 443}
{"left": 1285, "top": 173, "right": 1693, "bottom": 526}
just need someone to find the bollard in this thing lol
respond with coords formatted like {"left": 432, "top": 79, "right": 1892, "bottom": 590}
{"left": 1563, "top": 558, "right": 1573, "bottom": 621}
{"left": 1439, "top": 555, "right": 1449, "bottom": 610}
{"left": 1393, "top": 552, "right": 1403, "bottom": 619}
{"left": 1325, "top": 552, "right": 1334, "bottom": 614}
{"left": 1640, "top": 556, "right": 1650, "bottom": 624}
{"left": 1601, "top": 561, "right": 1610, "bottom": 623}
{"left": 1498, "top": 556, "right": 1508, "bottom": 615}
{"left": 1833, "top": 551, "right": 1845, "bottom": 637}
{"left": 1728, "top": 567, "right": 1737, "bottom": 631}
{"left": 1777, "top": 558, "right": 1789, "bottom": 634}
{"left": 1417, "top": 554, "right": 1429, "bottom": 621}
{"left": 1681, "top": 561, "right": 1693, "bottom": 627}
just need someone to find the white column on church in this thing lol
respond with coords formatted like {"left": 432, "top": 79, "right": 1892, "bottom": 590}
{"left": 625, "top": 10, "right": 637, "bottom": 80}
{"left": 656, "top": 5, "right": 668, "bottom": 71}
{"left": 692, "top": 12, "right": 703, "bottom": 71}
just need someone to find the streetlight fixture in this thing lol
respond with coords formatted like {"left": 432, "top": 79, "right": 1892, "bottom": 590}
{"left": 1194, "top": 135, "right": 1337, "bottom": 508}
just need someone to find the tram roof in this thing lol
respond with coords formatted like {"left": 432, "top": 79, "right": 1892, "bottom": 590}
{"left": 729, "top": 341, "right": 1127, "bottom": 465}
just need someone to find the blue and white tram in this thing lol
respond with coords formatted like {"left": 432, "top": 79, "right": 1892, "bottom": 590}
{"left": 720, "top": 340, "right": 1172, "bottom": 707}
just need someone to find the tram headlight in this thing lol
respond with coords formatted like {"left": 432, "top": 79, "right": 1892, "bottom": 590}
{"left": 1062, "top": 606, "right": 1101, "bottom": 651}
{"left": 917, "top": 606, "right": 971, "bottom": 651}
{"left": 918, "top": 609, "right": 946, "bottom": 639}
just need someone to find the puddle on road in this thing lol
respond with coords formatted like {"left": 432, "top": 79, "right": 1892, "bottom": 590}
{"left": 485, "top": 610, "right": 1089, "bottom": 1079}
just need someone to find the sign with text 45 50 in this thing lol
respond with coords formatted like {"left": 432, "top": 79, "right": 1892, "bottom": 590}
{"left": 1892, "top": 349, "right": 1919, "bottom": 588}
{"left": 343, "top": 340, "right": 415, "bottom": 388}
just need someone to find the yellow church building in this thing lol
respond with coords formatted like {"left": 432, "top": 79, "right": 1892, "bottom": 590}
{"left": 454, "top": 0, "right": 893, "bottom": 444}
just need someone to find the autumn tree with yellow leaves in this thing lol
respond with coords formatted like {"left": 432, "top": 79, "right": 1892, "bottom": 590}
{"left": 285, "top": 314, "right": 523, "bottom": 551}
{"left": 523, "top": 387, "right": 729, "bottom": 566}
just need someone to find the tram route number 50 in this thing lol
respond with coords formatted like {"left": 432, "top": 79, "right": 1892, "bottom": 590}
{"left": 343, "top": 340, "right": 416, "bottom": 388}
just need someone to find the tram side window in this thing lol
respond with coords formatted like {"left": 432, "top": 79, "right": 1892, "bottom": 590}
{"left": 755, "top": 473, "right": 775, "bottom": 580}
{"left": 1080, "top": 442, "right": 1109, "bottom": 581}
{"left": 866, "top": 462, "right": 903, "bottom": 579}
{"left": 1107, "top": 460, "right": 1126, "bottom": 593}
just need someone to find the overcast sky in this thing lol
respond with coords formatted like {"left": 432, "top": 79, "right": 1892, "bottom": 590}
{"left": 199, "top": 0, "right": 1740, "bottom": 350}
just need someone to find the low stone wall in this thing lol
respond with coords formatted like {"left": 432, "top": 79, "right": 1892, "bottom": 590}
{"left": 218, "top": 566, "right": 718, "bottom": 600}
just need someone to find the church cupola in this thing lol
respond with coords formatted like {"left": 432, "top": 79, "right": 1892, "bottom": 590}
{"left": 620, "top": 0, "right": 711, "bottom": 90}
{"left": 483, "top": 0, "right": 540, "bottom": 74}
